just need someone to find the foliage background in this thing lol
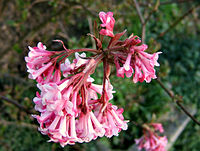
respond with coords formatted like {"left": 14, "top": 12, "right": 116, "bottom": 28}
{"left": 0, "top": 0, "right": 200, "bottom": 151}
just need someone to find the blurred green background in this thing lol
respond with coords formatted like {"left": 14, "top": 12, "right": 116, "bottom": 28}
{"left": 0, "top": 0, "right": 200, "bottom": 151}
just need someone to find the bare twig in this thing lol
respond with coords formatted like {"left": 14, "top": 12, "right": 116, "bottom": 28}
{"left": 0, "top": 95, "right": 35, "bottom": 114}
{"left": 133, "top": 0, "right": 145, "bottom": 24}
{"left": 133, "top": 0, "right": 159, "bottom": 43}
{"left": 58, "top": 21, "right": 70, "bottom": 41}
{"left": 156, "top": 78, "right": 174, "bottom": 98}
{"left": 144, "top": 0, "right": 160, "bottom": 25}
{"left": 87, "top": 17, "right": 96, "bottom": 49}
{"left": 133, "top": 0, "right": 146, "bottom": 43}
{"left": 156, "top": 78, "right": 200, "bottom": 126}
{"left": 157, "top": 4, "right": 200, "bottom": 38}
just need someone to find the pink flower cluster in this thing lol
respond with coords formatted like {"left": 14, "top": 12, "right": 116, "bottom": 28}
{"left": 25, "top": 42, "right": 61, "bottom": 84}
{"left": 135, "top": 123, "right": 168, "bottom": 151}
{"left": 25, "top": 11, "right": 162, "bottom": 147}
{"left": 113, "top": 37, "right": 161, "bottom": 83}
{"left": 26, "top": 43, "right": 128, "bottom": 146}
{"left": 98, "top": 12, "right": 161, "bottom": 83}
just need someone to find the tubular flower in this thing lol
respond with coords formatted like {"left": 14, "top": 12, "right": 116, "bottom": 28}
{"left": 117, "top": 53, "right": 134, "bottom": 78}
{"left": 25, "top": 11, "right": 162, "bottom": 147}
{"left": 30, "top": 51, "right": 127, "bottom": 146}
{"left": 97, "top": 103, "right": 128, "bottom": 138}
{"left": 60, "top": 52, "right": 88, "bottom": 77}
{"left": 60, "top": 58, "right": 74, "bottom": 77}
{"left": 25, "top": 42, "right": 61, "bottom": 84}
{"left": 150, "top": 123, "right": 164, "bottom": 133}
{"left": 99, "top": 11, "right": 115, "bottom": 37}
{"left": 76, "top": 111, "right": 105, "bottom": 142}
{"left": 112, "top": 36, "right": 161, "bottom": 83}
{"left": 135, "top": 123, "right": 168, "bottom": 151}
{"left": 131, "top": 45, "right": 162, "bottom": 83}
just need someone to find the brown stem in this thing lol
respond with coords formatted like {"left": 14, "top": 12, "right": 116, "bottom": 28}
{"left": 102, "top": 58, "right": 108, "bottom": 104}
{"left": 133, "top": 0, "right": 145, "bottom": 24}
{"left": 141, "top": 25, "right": 146, "bottom": 44}
{"left": 99, "top": 57, "right": 111, "bottom": 113}
{"left": 0, "top": 95, "right": 35, "bottom": 114}
{"left": 87, "top": 17, "right": 96, "bottom": 49}
{"left": 133, "top": 0, "right": 160, "bottom": 43}
{"left": 144, "top": 0, "right": 160, "bottom": 25}
{"left": 133, "top": 0, "right": 146, "bottom": 44}
{"left": 156, "top": 78, "right": 174, "bottom": 98}
{"left": 156, "top": 78, "right": 200, "bottom": 126}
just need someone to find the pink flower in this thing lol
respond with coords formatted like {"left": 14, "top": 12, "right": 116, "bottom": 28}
{"left": 113, "top": 38, "right": 161, "bottom": 83}
{"left": 117, "top": 53, "right": 134, "bottom": 78}
{"left": 76, "top": 111, "right": 105, "bottom": 142}
{"left": 135, "top": 135, "right": 168, "bottom": 151}
{"left": 99, "top": 11, "right": 115, "bottom": 37}
{"left": 150, "top": 123, "right": 164, "bottom": 133}
{"left": 33, "top": 92, "right": 45, "bottom": 112}
{"left": 32, "top": 67, "right": 108, "bottom": 146}
{"left": 32, "top": 82, "right": 79, "bottom": 146}
{"left": 60, "top": 59, "right": 75, "bottom": 77}
{"left": 33, "top": 112, "right": 82, "bottom": 146}
{"left": 154, "top": 136, "right": 168, "bottom": 151}
{"left": 60, "top": 52, "right": 89, "bottom": 77}
{"left": 34, "top": 81, "right": 76, "bottom": 116}
{"left": 74, "top": 52, "right": 88, "bottom": 67}
{"left": 97, "top": 103, "right": 128, "bottom": 138}
{"left": 135, "top": 123, "right": 168, "bottom": 151}
{"left": 25, "top": 42, "right": 52, "bottom": 78}
{"left": 89, "top": 80, "right": 115, "bottom": 100}
{"left": 25, "top": 42, "right": 61, "bottom": 84}
{"left": 114, "top": 56, "right": 125, "bottom": 78}
{"left": 130, "top": 44, "right": 161, "bottom": 83}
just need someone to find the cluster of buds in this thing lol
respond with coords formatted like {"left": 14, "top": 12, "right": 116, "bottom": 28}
{"left": 135, "top": 123, "right": 168, "bottom": 151}
{"left": 25, "top": 11, "right": 163, "bottom": 147}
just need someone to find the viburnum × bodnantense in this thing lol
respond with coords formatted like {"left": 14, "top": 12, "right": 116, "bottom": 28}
{"left": 135, "top": 123, "right": 168, "bottom": 151}
{"left": 25, "top": 11, "right": 165, "bottom": 148}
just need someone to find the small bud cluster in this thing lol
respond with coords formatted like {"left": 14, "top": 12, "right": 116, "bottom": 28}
{"left": 25, "top": 11, "right": 164, "bottom": 147}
